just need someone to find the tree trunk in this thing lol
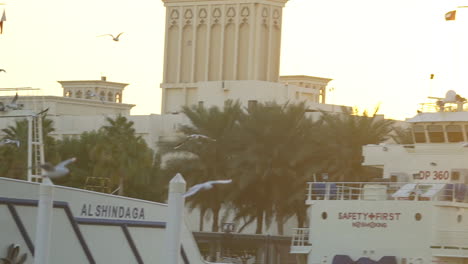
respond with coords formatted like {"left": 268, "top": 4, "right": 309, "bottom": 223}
{"left": 199, "top": 207, "right": 206, "bottom": 231}
{"left": 212, "top": 206, "right": 220, "bottom": 232}
{"left": 296, "top": 208, "right": 307, "bottom": 228}
{"left": 276, "top": 215, "right": 284, "bottom": 235}
{"left": 255, "top": 208, "right": 264, "bottom": 234}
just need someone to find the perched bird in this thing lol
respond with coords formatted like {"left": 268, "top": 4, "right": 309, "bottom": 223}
{"left": 183, "top": 179, "right": 232, "bottom": 198}
{"left": 98, "top": 32, "right": 124, "bottom": 42}
{"left": 40, "top": 157, "right": 76, "bottom": 179}
{"left": 174, "top": 134, "right": 216, "bottom": 149}
{"left": 0, "top": 139, "right": 20, "bottom": 147}
{"left": 88, "top": 92, "right": 106, "bottom": 103}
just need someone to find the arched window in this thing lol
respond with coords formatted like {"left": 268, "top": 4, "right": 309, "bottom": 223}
{"left": 107, "top": 92, "right": 113, "bottom": 102}
{"left": 65, "top": 90, "right": 72, "bottom": 97}
{"left": 100, "top": 91, "right": 106, "bottom": 102}
{"left": 85, "top": 90, "right": 92, "bottom": 99}
{"left": 115, "top": 93, "right": 121, "bottom": 103}
{"left": 76, "top": 90, "right": 83, "bottom": 98}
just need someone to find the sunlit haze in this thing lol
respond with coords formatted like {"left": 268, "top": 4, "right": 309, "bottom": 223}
{"left": 1, "top": 0, "right": 467, "bottom": 120}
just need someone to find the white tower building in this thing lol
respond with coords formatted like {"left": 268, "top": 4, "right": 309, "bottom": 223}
{"left": 161, "top": 0, "right": 296, "bottom": 114}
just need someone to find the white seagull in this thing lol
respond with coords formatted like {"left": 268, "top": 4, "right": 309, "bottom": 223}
{"left": 174, "top": 134, "right": 216, "bottom": 149}
{"left": 88, "top": 92, "right": 106, "bottom": 103}
{"left": 183, "top": 179, "right": 232, "bottom": 198}
{"left": 98, "top": 32, "right": 124, "bottom": 42}
{"left": 34, "top": 108, "right": 49, "bottom": 117}
{"left": 5, "top": 93, "right": 23, "bottom": 110}
{"left": 40, "top": 157, "right": 76, "bottom": 179}
{"left": 0, "top": 139, "right": 20, "bottom": 147}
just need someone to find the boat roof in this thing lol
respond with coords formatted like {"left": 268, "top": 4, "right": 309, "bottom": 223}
{"left": 406, "top": 111, "right": 468, "bottom": 123}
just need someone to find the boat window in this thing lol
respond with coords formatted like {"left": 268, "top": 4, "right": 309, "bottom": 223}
{"left": 413, "top": 125, "right": 426, "bottom": 143}
{"left": 321, "top": 212, "right": 327, "bottom": 220}
{"left": 446, "top": 125, "right": 463, "bottom": 142}
{"left": 415, "top": 213, "right": 422, "bottom": 221}
{"left": 427, "top": 125, "right": 444, "bottom": 143}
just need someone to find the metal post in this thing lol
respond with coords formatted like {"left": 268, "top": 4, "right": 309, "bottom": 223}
{"left": 33, "top": 178, "right": 54, "bottom": 264}
{"left": 27, "top": 116, "right": 32, "bottom": 181}
{"left": 165, "top": 173, "right": 186, "bottom": 264}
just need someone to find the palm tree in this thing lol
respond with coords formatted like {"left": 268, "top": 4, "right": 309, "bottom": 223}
{"left": 316, "top": 106, "right": 395, "bottom": 181}
{"left": 391, "top": 126, "right": 414, "bottom": 144}
{"left": 230, "top": 101, "right": 315, "bottom": 234}
{"left": 160, "top": 157, "right": 207, "bottom": 229}
{"left": 91, "top": 115, "right": 153, "bottom": 196}
{"left": 0, "top": 117, "right": 57, "bottom": 180}
{"left": 168, "top": 100, "right": 243, "bottom": 232}
{"left": 53, "top": 131, "right": 104, "bottom": 188}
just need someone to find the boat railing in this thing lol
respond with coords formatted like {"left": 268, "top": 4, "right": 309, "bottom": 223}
{"left": 417, "top": 102, "right": 466, "bottom": 113}
{"left": 306, "top": 182, "right": 468, "bottom": 202}
{"left": 291, "top": 228, "right": 310, "bottom": 247}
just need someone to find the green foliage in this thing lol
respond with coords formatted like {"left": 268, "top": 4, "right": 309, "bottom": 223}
{"left": 165, "top": 102, "right": 396, "bottom": 234}
{"left": 0, "top": 116, "right": 170, "bottom": 203}
{"left": 391, "top": 126, "right": 414, "bottom": 144}
{"left": 171, "top": 100, "right": 244, "bottom": 232}
{"left": 230, "top": 101, "right": 315, "bottom": 234}
{"left": 316, "top": 106, "right": 395, "bottom": 181}
{"left": 0, "top": 117, "right": 57, "bottom": 180}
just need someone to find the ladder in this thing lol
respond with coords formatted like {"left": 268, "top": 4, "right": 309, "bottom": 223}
{"left": 27, "top": 115, "right": 45, "bottom": 182}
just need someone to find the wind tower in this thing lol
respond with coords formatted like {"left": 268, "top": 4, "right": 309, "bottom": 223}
{"left": 161, "top": 0, "right": 289, "bottom": 113}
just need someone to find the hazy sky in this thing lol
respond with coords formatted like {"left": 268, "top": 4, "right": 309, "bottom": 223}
{"left": 0, "top": 0, "right": 466, "bottom": 120}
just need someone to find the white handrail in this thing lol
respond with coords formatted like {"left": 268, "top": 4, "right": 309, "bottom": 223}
{"left": 305, "top": 182, "right": 465, "bottom": 202}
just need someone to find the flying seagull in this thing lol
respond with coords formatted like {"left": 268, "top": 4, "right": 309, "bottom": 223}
{"left": 183, "top": 179, "right": 232, "bottom": 198}
{"left": 34, "top": 107, "right": 49, "bottom": 117}
{"left": 5, "top": 93, "right": 22, "bottom": 110}
{"left": 98, "top": 32, "right": 124, "bottom": 42}
{"left": 0, "top": 69, "right": 5, "bottom": 72}
{"left": 0, "top": 139, "right": 20, "bottom": 147}
{"left": 0, "top": 93, "right": 21, "bottom": 111}
{"left": 174, "top": 134, "right": 216, "bottom": 149}
{"left": 40, "top": 157, "right": 76, "bottom": 179}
